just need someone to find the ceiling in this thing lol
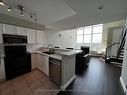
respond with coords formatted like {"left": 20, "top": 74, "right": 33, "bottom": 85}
{"left": 0, "top": 0, "right": 127, "bottom": 31}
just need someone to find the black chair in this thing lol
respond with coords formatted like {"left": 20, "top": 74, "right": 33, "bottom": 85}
{"left": 76, "top": 46, "right": 90, "bottom": 71}
{"left": 81, "top": 46, "right": 89, "bottom": 54}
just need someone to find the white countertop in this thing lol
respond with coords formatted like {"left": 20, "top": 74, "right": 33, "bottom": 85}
{"left": 29, "top": 51, "right": 62, "bottom": 60}
{"left": 28, "top": 48, "right": 82, "bottom": 60}
{"left": 60, "top": 50, "right": 82, "bottom": 56}
{"left": 49, "top": 54, "right": 62, "bottom": 60}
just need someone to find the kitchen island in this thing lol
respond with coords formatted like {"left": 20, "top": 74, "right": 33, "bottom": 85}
{"left": 30, "top": 48, "right": 82, "bottom": 90}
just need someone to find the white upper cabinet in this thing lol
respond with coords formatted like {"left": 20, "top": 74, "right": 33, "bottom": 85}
{"left": 37, "top": 30, "right": 45, "bottom": 43}
{"left": 17, "top": 27, "right": 27, "bottom": 36}
{"left": 0, "top": 24, "right": 3, "bottom": 43}
{"left": 3, "top": 24, "right": 17, "bottom": 34}
{"left": 0, "top": 36, "right": 2, "bottom": 43}
{"left": 0, "top": 24, "right": 3, "bottom": 35}
{"left": 27, "top": 29, "right": 37, "bottom": 43}
{"left": 31, "top": 53, "right": 38, "bottom": 70}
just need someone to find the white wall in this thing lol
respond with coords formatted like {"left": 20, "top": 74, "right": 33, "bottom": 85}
{"left": 45, "top": 20, "right": 125, "bottom": 50}
{"left": 102, "top": 20, "right": 125, "bottom": 49}
{"left": 45, "top": 29, "right": 77, "bottom": 49}
{"left": 112, "top": 28, "right": 122, "bottom": 44}
{"left": 110, "top": 28, "right": 123, "bottom": 57}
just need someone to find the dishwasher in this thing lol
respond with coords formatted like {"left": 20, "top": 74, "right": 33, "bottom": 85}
{"left": 49, "top": 57, "right": 61, "bottom": 86}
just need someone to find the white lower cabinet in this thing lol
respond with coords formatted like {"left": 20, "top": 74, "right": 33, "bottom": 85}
{"left": 0, "top": 58, "right": 5, "bottom": 80}
{"left": 31, "top": 53, "right": 38, "bottom": 70}
{"left": 31, "top": 53, "right": 49, "bottom": 76}
{"left": 37, "top": 54, "right": 43, "bottom": 72}
{"left": 42, "top": 55, "right": 49, "bottom": 76}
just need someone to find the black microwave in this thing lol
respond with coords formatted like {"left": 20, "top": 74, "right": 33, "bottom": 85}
{"left": 3, "top": 34, "right": 27, "bottom": 44}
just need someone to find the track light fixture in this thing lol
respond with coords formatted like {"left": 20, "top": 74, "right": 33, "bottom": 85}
{"left": 0, "top": 0, "right": 4, "bottom": 5}
{"left": 18, "top": 5, "right": 25, "bottom": 12}
{"left": 0, "top": 1, "right": 37, "bottom": 21}
{"left": 7, "top": 7, "right": 11, "bottom": 12}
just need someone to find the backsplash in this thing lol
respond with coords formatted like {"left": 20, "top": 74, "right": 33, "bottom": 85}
{"left": 27, "top": 43, "right": 45, "bottom": 52}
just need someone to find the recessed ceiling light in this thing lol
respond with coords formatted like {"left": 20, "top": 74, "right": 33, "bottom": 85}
{"left": 0, "top": 0, "right": 4, "bottom": 5}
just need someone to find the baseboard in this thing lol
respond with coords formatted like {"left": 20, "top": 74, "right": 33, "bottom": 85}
{"left": 61, "top": 75, "right": 76, "bottom": 91}
{"left": 120, "top": 76, "right": 126, "bottom": 94}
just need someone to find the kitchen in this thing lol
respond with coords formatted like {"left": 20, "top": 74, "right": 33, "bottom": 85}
{"left": 0, "top": 23, "right": 81, "bottom": 93}
{"left": 0, "top": 0, "right": 127, "bottom": 95}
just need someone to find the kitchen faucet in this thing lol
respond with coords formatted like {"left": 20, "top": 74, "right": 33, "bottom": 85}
{"left": 48, "top": 44, "right": 54, "bottom": 53}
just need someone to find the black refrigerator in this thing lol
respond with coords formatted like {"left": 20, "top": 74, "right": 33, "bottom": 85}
{"left": 3, "top": 34, "right": 31, "bottom": 80}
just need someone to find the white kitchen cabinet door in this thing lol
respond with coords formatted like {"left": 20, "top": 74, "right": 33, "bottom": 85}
{"left": 17, "top": 27, "right": 27, "bottom": 36}
{"left": 3, "top": 24, "right": 17, "bottom": 34}
{"left": 0, "top": 36, "right": 2, "bottom": 43}
{"left": 27, "top": 29, "right": 37, "bottom": 43}
{"left": 36, "top": 54, "right": 49, "bottom": 76}
{"left": 0, "top": 58, "right": 5, "bottom": 80}
{"left": 31, "top": 53, "right": 38, "bottom": 70}
{"left": 0, "top": 23, "right": 3, "bottom": 35}
{"left": 0, "top": 24, "right": 3, "bottom": 43}
{"left": 37, "top": 30, "right": 45, "bottom": 43}
{"left": 37, "top": 54, "right": 43, "bottom": 72}
{"left": 42, "top": 55, "right": 49, "bottom": 76}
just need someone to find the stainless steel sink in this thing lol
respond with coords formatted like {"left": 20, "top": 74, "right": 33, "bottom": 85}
{"left": 42, "top": 51, "right": 55, "bottom": 55}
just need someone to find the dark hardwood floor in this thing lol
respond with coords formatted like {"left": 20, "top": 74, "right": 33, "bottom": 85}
{"left": 57, "top": 57, "right": 124, "bottom": 95}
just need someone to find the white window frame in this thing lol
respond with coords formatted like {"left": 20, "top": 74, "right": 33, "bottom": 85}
{"left": 76, "top": 24, "right": 103, "bottom": 50}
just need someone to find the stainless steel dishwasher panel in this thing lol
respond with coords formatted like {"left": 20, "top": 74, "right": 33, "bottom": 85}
{"left": 49, "top": 58, "right": 61, "bottom": 86}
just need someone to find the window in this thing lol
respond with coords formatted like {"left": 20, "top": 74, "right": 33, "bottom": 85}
{"left": 92, "top": 34, "right": 102, "bottom": 43}
{"left": 84, "top": 35, "right": 91, "bottom": 43}
{"left": 77, "top": 28, "right": 83, "bottom": 43}
{"left": 77, "top": 28, "right": 83, "bottom": 35}
{"left": 76, "top": 24, "right": 103, "bottom": 51}
{"left": 77, "top": 35, "right": 83, "bottom": 43}
{"left": 84, "top": 26, "right": 92, "bottom": 34}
